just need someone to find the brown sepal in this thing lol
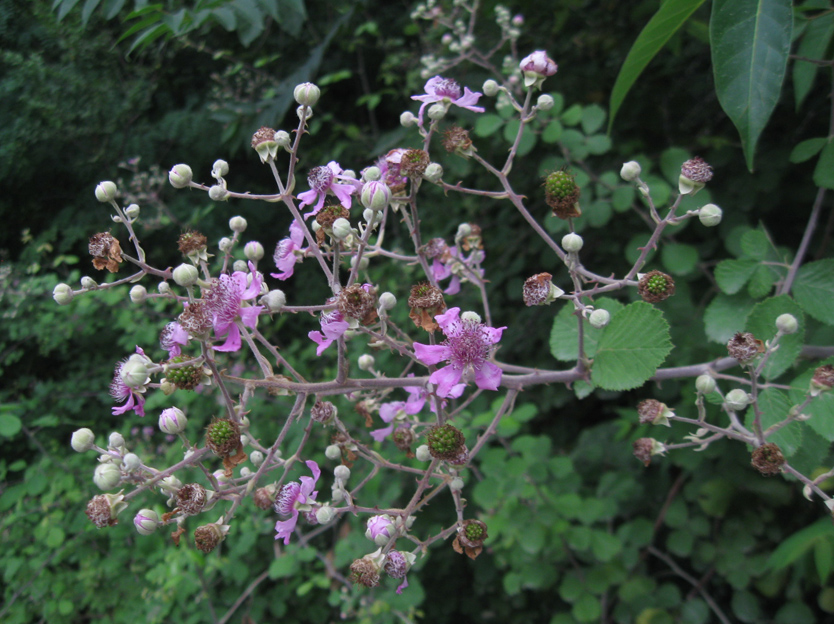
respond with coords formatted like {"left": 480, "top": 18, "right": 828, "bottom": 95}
{"left": 171, "top": 525, "right": 186, "bottom": 546}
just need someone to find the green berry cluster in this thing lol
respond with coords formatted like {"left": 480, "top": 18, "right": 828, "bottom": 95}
{"left": 465, "top": 523, "right": 485, "bottom": 542}
{"left": 206, "top": 418, "right": 240, "bottom": 457}
{"left": 166, "top": 356, "right": 201, "bottom": 391}
{"left": 544, "top": 170, "right": 577, "bottom": 198}
{"left": 427, "top": 424, "right": 464, "bottom": 460}
{"left": 646, "top": 275, "right": 667, "bottom": 293}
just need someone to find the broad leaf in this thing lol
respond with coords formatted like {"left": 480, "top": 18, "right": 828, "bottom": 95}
{"left": 793, "top": 259, "right": 834, "bottom": 325}
{"left": 590, "top": 302, "right": 673, "bottom": 391}
{"left": 767, "top": 518, "right": 834, "bottom": 570}
{"left": 710, "top": 0, "right": 793, "bottom": 171}
{"left": 789, "top": 137, "right": 827, "bottom": 164}
{"left": 715, "top": 258, "right": 758, "bottom": 294}
{"left": 790, "top": 357, "right": 834, "bottom": 441}
{"left": 550, "top": 298, "right": 625, "bottom": 362}
{"left": 704, "top": 293, "right": 756, "bottom": 343}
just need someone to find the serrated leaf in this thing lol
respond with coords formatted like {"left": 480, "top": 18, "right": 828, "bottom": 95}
{"left": 590, "top": 302, "right": 672, "bottom": 391}
{"left": 550, "top": 298, "right": 625, "bottom": 362}
{"left": 790, "top": 137, "right": 827, "bottom": 163}
{"left": 715, "top": 258, "right": 758, "bottom": 294}
{"left": 747, "top": 264, "right": 779, "bottom": 298}
{"left": 787, "top": 424, "right": 831, "bottom": 476}
{"left": 710, "top": 0, "right": 793, "bottom": 171}
{"left": 704, "top": 293, "right": 756, "bottom": 343}
{"left": 740, "top": 230, "right": 770, "bottom": 259}
{"left": 608, "top": 0, "right": 707, "bottom": 131}
{"left": 745, "top": 295, "right": 805, "bottom": 379}
{"left": 794, "top": 10, "right": 834, "bottom": 110}
{"left": 793, "top": 259, "right": 834, "bottom": 325}
{"left": 745, "top": 388, "right": 801, "bottom": 455}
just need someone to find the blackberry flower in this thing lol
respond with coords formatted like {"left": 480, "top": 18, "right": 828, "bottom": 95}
{"left": 411, "top": 76, "right": 485, "bottom": 125}
{"left": 271, "top": 219, "right": 307, "bottom": 281}
{"left": 297, "top": 162, "right": 357, "bottom": 217}
{"left": 274, "top": 460, "right": 321, "bottom": 544}
{"left": 204, "top": 262, "right": 263, "bottom": 352}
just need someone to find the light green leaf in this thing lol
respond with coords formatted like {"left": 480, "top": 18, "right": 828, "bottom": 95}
{"left": 745, "top": 295, "right": 805, "bottom": 379}
{"left": 704, "top": 293, "right": 756, "bottom": 343}
{"left": 586, "top": 134, "right": 612, "bottom": 155}
{"left": 814, "top": 141, "right": 834, "bottom": 189}
{"left": 767, "top": 517, "right": 834, "bottom": 570}
{"left": 745, "top": 388, "right": 802, "bottom": 455}
{"left": 789, "top": 137, "right": 827, "bottom": 163}
{"left": 561, "top": 104, "right": 583, "bottom": 126}
{"left": 550, "top": 298, "right": 625, "bottom": 362}
{"left": 794, "top": 10, "right": 834, "bottom": 110}
{"left": 816, "top": 538, "right": 833, "bottom": 584}
{"left": 715, "top": 258, "right": 758, "bottom": 294}
{"left": 793, "top": 259, "right": 834, "bottom": 325}
{"left": 790, "top": 357, "right": 834, "bottom": 441}
{"left": 542, "top": 119, "right": 563, "bottom": 143}
{"left": 612, "top": 185, "right": 635, "bottom": 212}
{"left": 608, "top": 0, "right": 708, "bottom": 131}
{"left": 0, "top": 413, "right": 22, "bottom": 438}
{"left": 710, "top": 0, "right": 793, "bottom": 171}
{"left": 661, "top": 243, "right": 698, "bottom": 275}
{"left": 573, "top": 593, "right": 602, "bottom": 623}
{"left": 591, "top": 302, "right": 673, "bottom": 391}
{"left": 740, "top": 230, "right": 770, "bottom": 260}
{"left": 581, "top": 104, "right": 606, "bottom": 134}
{"left": 475, "top": 113, "right": 504, "bottom": 137}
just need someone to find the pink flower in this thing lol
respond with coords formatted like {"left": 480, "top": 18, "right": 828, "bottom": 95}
{"left": 204, "top": 262, "right": 264, "bottom": 352}
{"left": 520, "top": 51, "right": 558, "bottom": 87}
{"left": 297, "top": 162, "right": 357, "bottom": 217}
{"left": 274, "top": 460, "right": 321, "bottom": 544}
{"left": 159, "top": 322, "right": 188, "bottom": 358}
{"left": 370, "top": 379, "right": 464, "bottom": 442}
{"left": 110, "top": 347, "right": 150, "bottom": 417}
{"left": 413, "top": 308, "right": 506, "bottom": 398}
{"left": 271, "top": 220, "right": 307, "bottom": 281}
{"left": 308, "top": 308, "right": 350, "bottom": 356}
{"left": 366, "top": 515, "right": 395, "bottom": 542}
{"left": 411, "top": 76, "right": 484, "bottom": 125}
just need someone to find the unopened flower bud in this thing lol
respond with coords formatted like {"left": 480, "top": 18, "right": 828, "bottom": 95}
{"left": 53, "top": 283, "right": 74, "bottom": 305}
{"left": 94, "top": 463, "right": 121, "bottom": 491}
{"left": 331, "top": 218, "right": 352, "bottom": 240}
{"left": 351, "top": 255, "right": 369, "bottom": 271}
{"left": 293, "top": 82, "right": 320, "bottom": 107}
{"left": 588, "top": 309, "right": 610, "bottom": 329}
{"left": 536, "top": 94, "right": 555, "bottom": 111}
{"left": 325, "top": 445, "right": 342, "bottom": 460}
{"left": 776, "top": 313, "right": 798, "bottom": 335}
{"left": 334, "top": 465, "right": 351, "bottom": 481}
{"left": 316, "top": 504, "right": 336, "bottom": 524}
{"left": 218, "top": 237, "right": 232, "bottom": 252}
{"left": 244, "top": 241, "right": 264, "bottom": 261}
{"left": 424, "top": 162, "right": 444, "bottom": 184}
{"left": 134, "top": 509, "right": 160, "bottom": 535}
{"left": 109, "top": 432, "right": 125, "bottom": 448}
{"left": 450, "top": 477, "right": 464, "bottom": 491}
{"left": 120, "top": 360, "right": 148, "bottom": 389}
{"left": 168, "top": 165, "right": 193, "bottom": 189}
{"left": 725, "top": 389, "right": 751, "bottom": 411}
{"left": 159, "top": 407, "right": 187, "bottom": 434}
{"left": 400, "top": 111, "right": 417, "bottom": 127}
{"left": 173, "top": 263, "right": 199, "bottom": 287}
{"left": 210, "top": 159, "right": 228, "bottom": 178}
{"left": 71, "top": 428, "right": 96, "bottom": 452}
{"left": 483, "top": 79, "right": 499, "bottom": 96}
{"left": 122, "top": 453, "right": 140, "bottom": 472}
{"left": 562, "top": 232, "right": 583, "bottom": 252}
{"left": 209, "top": 185, "right": 229, "bottom": 201}
{"left": 428, "top": 103, "right": 446, "bottom": 120}
{"left": 519, "top": 50, "right": 558, "bottom": 88}
{"left": 261, "top": 289, "right": 286, "bottom": 312}
{"left": 620, "top": 161, "right": 641, "bottom": 182}
{"left": 129, "top": 285, "right": 147, "bottom": 303}
{"left": 275, "top": 130, "right": 291, "bottom": 149}
{"left": 698, "top": 203, "right": 722, "bottom": 227}
{"left": 695, "top": 375, "right": 716, "bottom": 394}
{"left": 248, "top": 450, "right": 264, "bottom": 467}
{"left": 361, "top": 180, "right": 391, "bottom": 211}
{"left": 358, "top": 354, "right": 375, "bottom": 371}
{"left": 379, "top": 292, "right": 397, "bottom": 310}
{"left": 229, "top": 216, "right": 247, "bottom": 233}
{"left": 95, "top": 181, "right": 118, "bottom": 203}
{"left": 415, "top": 444, "right": 431, "bottom": 461}
{"left": 296, "top": 105, "right": 312, "bottom": 120}
{"left": 125, "top": 204, "right": 140, "bottom": 219}
{"left": 158, "top": 282, "right": 171, "bottom": 295}
{"left": 81, "top": 276, "right": 97, "bottom": 290}
{"left": 232, "top": 260, "right": 247, "bottom": 273}
{"left": 362, "top": 166, "right": 381, "bottom": 182}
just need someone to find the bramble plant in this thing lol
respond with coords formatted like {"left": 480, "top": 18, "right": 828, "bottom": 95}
{"left": 28, "top": 1, "right": 834, "bottom": 622}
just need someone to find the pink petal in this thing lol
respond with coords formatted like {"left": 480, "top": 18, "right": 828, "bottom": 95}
{"left": 413, "top": 342, "right": 451, "bottom": 366}
{"left": 370, "top": 426, "right": 394, "bottom": 442}
{"left": 379, "top": 402, "right": 404, "bottom": 423}
{"left": 396, "top": 577, "right": 409, "bottom": 594}
{"left": 454, "top": 87, "right": 485, "bottom": 113}
{"left": 239, "top": 305, "right": 263, "bottom": 329}
{"left": 484, "top": 326, "right": 506, "bottom": 344}
{"left": 443, "top": 276, "right": 461, "bottom": 295}
{"left": 474, "top": 361, "right": 502, "bottom": 391}
{"left": 435, "top": 307, "right": 460, "bottom": 332}
{"left": 274, "top": 513, "right": 299, "bottom": 544}
{"left": 297, "top": 189, "right": 318, "bottom": 208}
{"left": 214, "top": 323, "right": 242, "bottom": 352}
{"left": 308, "top": 330, "right": 333, "bottom": 356}
{"left": 430, "top": 365, "right": 464, "bottom": 398}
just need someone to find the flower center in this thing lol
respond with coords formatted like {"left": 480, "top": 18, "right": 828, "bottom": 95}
{"left": 444, "top": 319, "right": 490, "bottom": 370}
{"left": 275, "top": 481, "right": 301, "bottom": 516}
{"left": 205, "top": 275, "right": 241, "bottom": 325}
{"left": 308, "top": 166, "right": 334, "bottom": 193}
{"left": 434, "top": 78, "right": 462, "bottom": 100}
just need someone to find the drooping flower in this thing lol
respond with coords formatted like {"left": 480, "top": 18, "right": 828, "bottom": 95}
{"left": 384, "top": 550, "right": 414, "bottom": 594}
{"left": 204, "top": 262, "right": 264, "bottom": 352}
{"left": 413, "top": 308, "right": 505, "bottom": 397}
{"left": 271, "top": 220, "right": 307, "bottom": 281}
{"left": 160, "top": 321, "right": 189, "bottom": 358}
{"left": 297, "top": 162, "right": 357, "bottom": 217}
{"left": 308, "top": 308, "right": 350, "bottom": 356}
{"left": 274, "top": 460, "right": 321, "bottom": 544}
{"left": 110, "top": 347, "right": 152, "bottom": 417}
{"left": 519, "top": 51, "right": 558, "bottom": 88}
{"left": 411, "top": 76, "right": 485, "bottom": 125}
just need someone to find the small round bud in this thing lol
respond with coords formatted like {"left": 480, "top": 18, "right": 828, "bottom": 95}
{"left": 95, "top": 181, "right": 118, "bottom": 203}
{"left": 125, "top": 204, "right": 140, "bottom": 219}
{"left": 53, "top": 283, "right": 74, "bottom": 305}
{"left": 173, "top": 263, "right": 199, "bottom": 287}
{"left": 512, "top": 14, "right": 524, "bottom": 26}
{"left": 316, "top": 505, "right": 336, "bottom": 524}
{"left": 350, "top": 255, "right": 369, "bottom": 271}
{"left": 275, "top": 130, "right": 291, "bottom": 149}
{"left": 120, "top": 359, "right": 149, "bottom": 389}
{"left": 588, "top": 309, "right": 610, "bottom": 329}
{"left": 209, "top": 185, "right": 229, "bottom": 201}
{"left": 81, "top": 276, "right": 98, "bottom": 290}
{"left": 129, "top": 285, "right": 147, "bottom": 304}
{"left": 428, "top": 103, "right": 447, "bottom": 120}
{"left": 483, "top": 79, "right": 499, "bottom": 96}
{"left": 293, "top": 82, "right": 321, "bottom": 107}
{"left": 211, "top": 160, "right": 229, "bottom": 178}
{"left": 244, "top": 241, "right": 264, "bottom": 261}
{"left": 218, "top": 237, "right": 233, "bottom": 252}
{"left": 122, "top": 453, "right": 140, "bottom": 472}
{"left": 776, "top": 313, "right": 798, "bottom": 335}
{"left": 168, "top": 165, "right": 193, "bottom": 189}
{"left": 361, "top": 180, "right": 392, "bottom": 212}
{"left": 158, "top": 282, "right": 171, "bottom": 295}
{"left": 561, "top": 232, "right": 583, "bottom": 252}
{"left": 698, "top": 204, "right": 722, "bottom": 227}
{"left": 134, "top": 509, "right": 160, "bottom": 535}
{"left": 358, "top": 354, "right": 375, "bottom": 371}
{"left": 536, "top": 94, "right": 555, "bottom": 111}
{"left": 239, "top": 467, "right": 252, "bottom": 478}
{"left": 724, "top": 389, "right": 751, "bottom": 411}
{"left": 232, "top": 260, "right": 248, "bottom": 273}
{"left": 331, "top": 218, "right": 352, "bottom": 240}
{"left": 379, "top": 292, "right": 397, "bottom": 310}
{"left": 94, "top": 463, "right": 121, "bottom": 491}
{"left": 695, "top": 375, "right": 716, "bottom": 394}
{"left": 334, "top": 465, "right": 351, "bottom": 481}
{"left": 229, "top": 216, "right": 247, "bottom": 233}
{"left": 249, "top": 450, "right": 264, "bottom": 467}
{"left": 461, "top": 311, "right": 482, "bottom": 323}
{"left": 620, "top": 161, "right": 642, "bottom": 182}
{"left": 400, "top": 111, "right": 417, "bottom": 127}
{"left": 296, "top": 105, "right": 313, "bottom": 120}
{"left": 325, "top": 445, "right": 342, "bottom": 460}
{"left": 261, "top": 289, "right": 286, "bottom": 313}
{"left": 450, "top": 477, "right": 464, "bottom": 491}
{"left": 109, "top": 432, "right": 125, "bottom": 448}
{"left": 456, "top": 223, "right": 473, "bottom": 239}
{"left": 71, "top": 428, "right": 96, "bottom": 452}
{"left": 159, "top": 407, "right": 187, "bottom": 434}
{"left": 423, "top": 162, "right": 444, "bottom": 184}
{"left": 415, "top": 444, "right": 431, "bottom": 461}
{"left": 362, "top": 166, "right": 381, "bottom": 182}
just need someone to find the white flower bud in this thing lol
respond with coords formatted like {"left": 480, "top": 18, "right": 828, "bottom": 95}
{"left": 213, "top": 159, "right": 229, "bottom": 177}
{"left": 562, "top": 233, "right": 583, "bottom": 252}
{"left": 159, "top": 475, "right": 182, "bottom": 493}
{"left": 461, "top": 311, "right": 482, "bottom": 323}
{"left": 379, "top": 292, "right": 397, "bottom": 310}
{"left": 428, "top": 103, "right": 446, "bottom": 120}
{"left": 134, "top": 509, "right": 160, "bottom": 535}
{"left": 294, "top": 82, "right": 321, "bottom": 107}
{"left": 275, "top": 130, "right": 291, "bottom": 148}
{"left": 95, "top": 181, "right": 118, "bottom": 202}
{"left": 620, "top": 161, "right": 642, "bottom": 182}
{"left": 233, "top": 260, "right": 248, "bottom": 273}
{"left": 695, "top": 375, "right": 716, "bottom": 394}
{"left": 168, "top": 165, "right": 193, "bottom": 189}
{"left": 229, "top": 216, "right": 247, "bottom": 233}
{"left": 249, "top": 451, "right": 264, "bottom": 467}
{"left": 423, "top": 162, "right": 443, "bottom": 184}
{"left": 449, "top": 477, "right": 464, "bottom": 491}
{"left": 351, "top": 255, "right": 369, "bottom": 271}
{"left": 400, "top": 111, "right": 417, "bottom": 127}
{"left": 123, "top": 453, "right": 141, "bottom": 472}
{"left": 129, "top": 285, "right": 147, "bottom": 304}
{"left": 125, "top": 204, "right": 140, "bottom": 219}
{"left": 358, "top": 354, "right": 375, "bottom": 371}
{"left": 343, "top": 169, "right": 357, "bottom": 180}
{"left": 245, "top": 241, "right": 264, "bottom": 261}
{"left": 159, "top": 407, "right": 187, "bottom": 434}
{"left": 361, "top": 181, "right": 392, "bottom": 212}
{"left": 81, "top": 276, "right": 97, "bottom": 290}
{"left": 316, "top": 504, "right": 336, "bottom": 524}
{"left": 52, "top": 283, "right": 74, "bottom": 305}
{"left": 172, "top": 263, "right": 199, "bottom": 287}
{"left": 776, "top": 313, "right": 798, "bottom": 335}
{"left": 240, "top": 434, "right": 250, "bottom": 447}
{"left": 94, "top": 463, "right": 121, "bottom": 491}
{"left": 209, "top": 184, "right": 229, "bottom": 201}
{"left": 536, "top": 94, "right": 555, "bottom": 110}
{"left": 415, "top": 445, "right": 431, "bottom": 462}
{"left": 261, "top": 289, "right": 286, "bottom": 313}
{"left": 362, "top": 166, "right": 381, "bottom": 182}
{"left": 296, "top": 105, "right": 313, "bottom": 120}
{"left": 455, "top": 222, "right": 472, "bottom": 240}
{"left": 71, "top": 428, "right": 96, "bottom": 452}
{"left": 725, "top": 389, "right": 751, "bottom": 411}
{"left": 325, "top": 444, "right": 342, "bottom": 460}
{"left": 218, "top": 237, "right": 232, "bottom": 252}
{"left": 588, "top": 309, "right": 610, "bottom": 329}
{"left": 483, "top": 79, "right": 499, "bottom": 96}
{"left": 331, "top": 218, "right": 352, "bottom": 240}
{"left": 240, "top": 467, "right": 252, "bottom": 478}
{"left": 334, "top": 465, "right": 351, "bottom": 481}
{"left": 108, "top": 432, "right": 125, "bottom": 448}
{"left": 120, "top": 359, "right": 149, "bottom": 389}
{"left": 158, "top": 282, "right": 171, "bottom": 295}
{"left": 698, "top": 204, "right": 723, "bottom": 227}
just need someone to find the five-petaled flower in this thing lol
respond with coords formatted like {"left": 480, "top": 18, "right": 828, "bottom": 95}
{"left": 271, "top": 220, "right": 307, "bottom": 281}
{"left": 297, "top": 162, "right": 357, "bottom": 217}
{"left": 274, "top": 460, "right": 321, "bottom": 544}
{"left": 411, "top": 76, "right": 484, "bottom": 125}
{"left": 413, "top": 308, "right": 506, "bottom": 397}
{"left": 204, "top": 261, "right": 264, "bottom": 352}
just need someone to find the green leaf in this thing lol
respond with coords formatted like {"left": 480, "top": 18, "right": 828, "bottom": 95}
{"left": 704, "top": 293, "right": 756, "bottom": 343}
{"left": 793, "top": 259, "right": 834, "bottom": 325}
{"left": 503, "top": 119, "right": 537, "bottom": 156}
{"left": 590, "top": 531, "right": 622, "bottom": 561}
{"left": 550, "top": 298, "right": 625, "bottom": 362}
{"left": 816, "top": 538, "right": 833, "bottom": 584}
{"left": 710, "top": 0, "right": 793, "bottom": 171}
{"left": 474, "top": 113, "right": 504, "bottom": 137}
{"left": 794, "top": 10, "right": 834, "bottom": 110}
{"left": 789, "top": 137, "right": 827, "bottom": 163}
{"left": 608, "top": 0, "right": 707, "bottom": 131}
{"left": 815, "top": 140, "right": 834, "bottom": 189}
{"left": 612, "top": 185, "right": 635, "bottom": 212}
{"left": 586, "top": 134, "right": 612, "bottom": 155}
{"left": 767, "top": 517, "right": 834, "bottom": 570}
{"left": 542, "top": 119, "right": 563, "bottom": 143}
{"left": 56, "top": 0, "right": 83, "bottom": 21}
{"left": 81, "top": 0, "right": 102, "bottom": 26}
{"left": 790, "top": 357, "right": 834, "bottom": 441}
{"left": 581, "top": 104, "right": 606, "bottom": 134}
{"left": 573, "top": 593, "right": 601, "bottom": 623}
{"left": 268, "top": 555, "right": 298, "bottom": 579}
{"left": 561, "top": 104, "right": 583, "bottom": 126}
{"left": 661, "top": 243, "right": 698, "bottom": 275}
{"left": 591, "top": 302, "right": 673, "bottom": 391}
{"left": 715, "top": 258, "right": 758, "bottom": 294}
{"left": 745, "top": 388, "right": 801, "bottom": 455}
{"left": 0, "top": 413, "right": 22, "bottom": 437}
{"left": 745, "top": 295, "right": 805, "bottom": 379}
{"left": 740, "top": 230, "right": 770, "bottom": 260}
